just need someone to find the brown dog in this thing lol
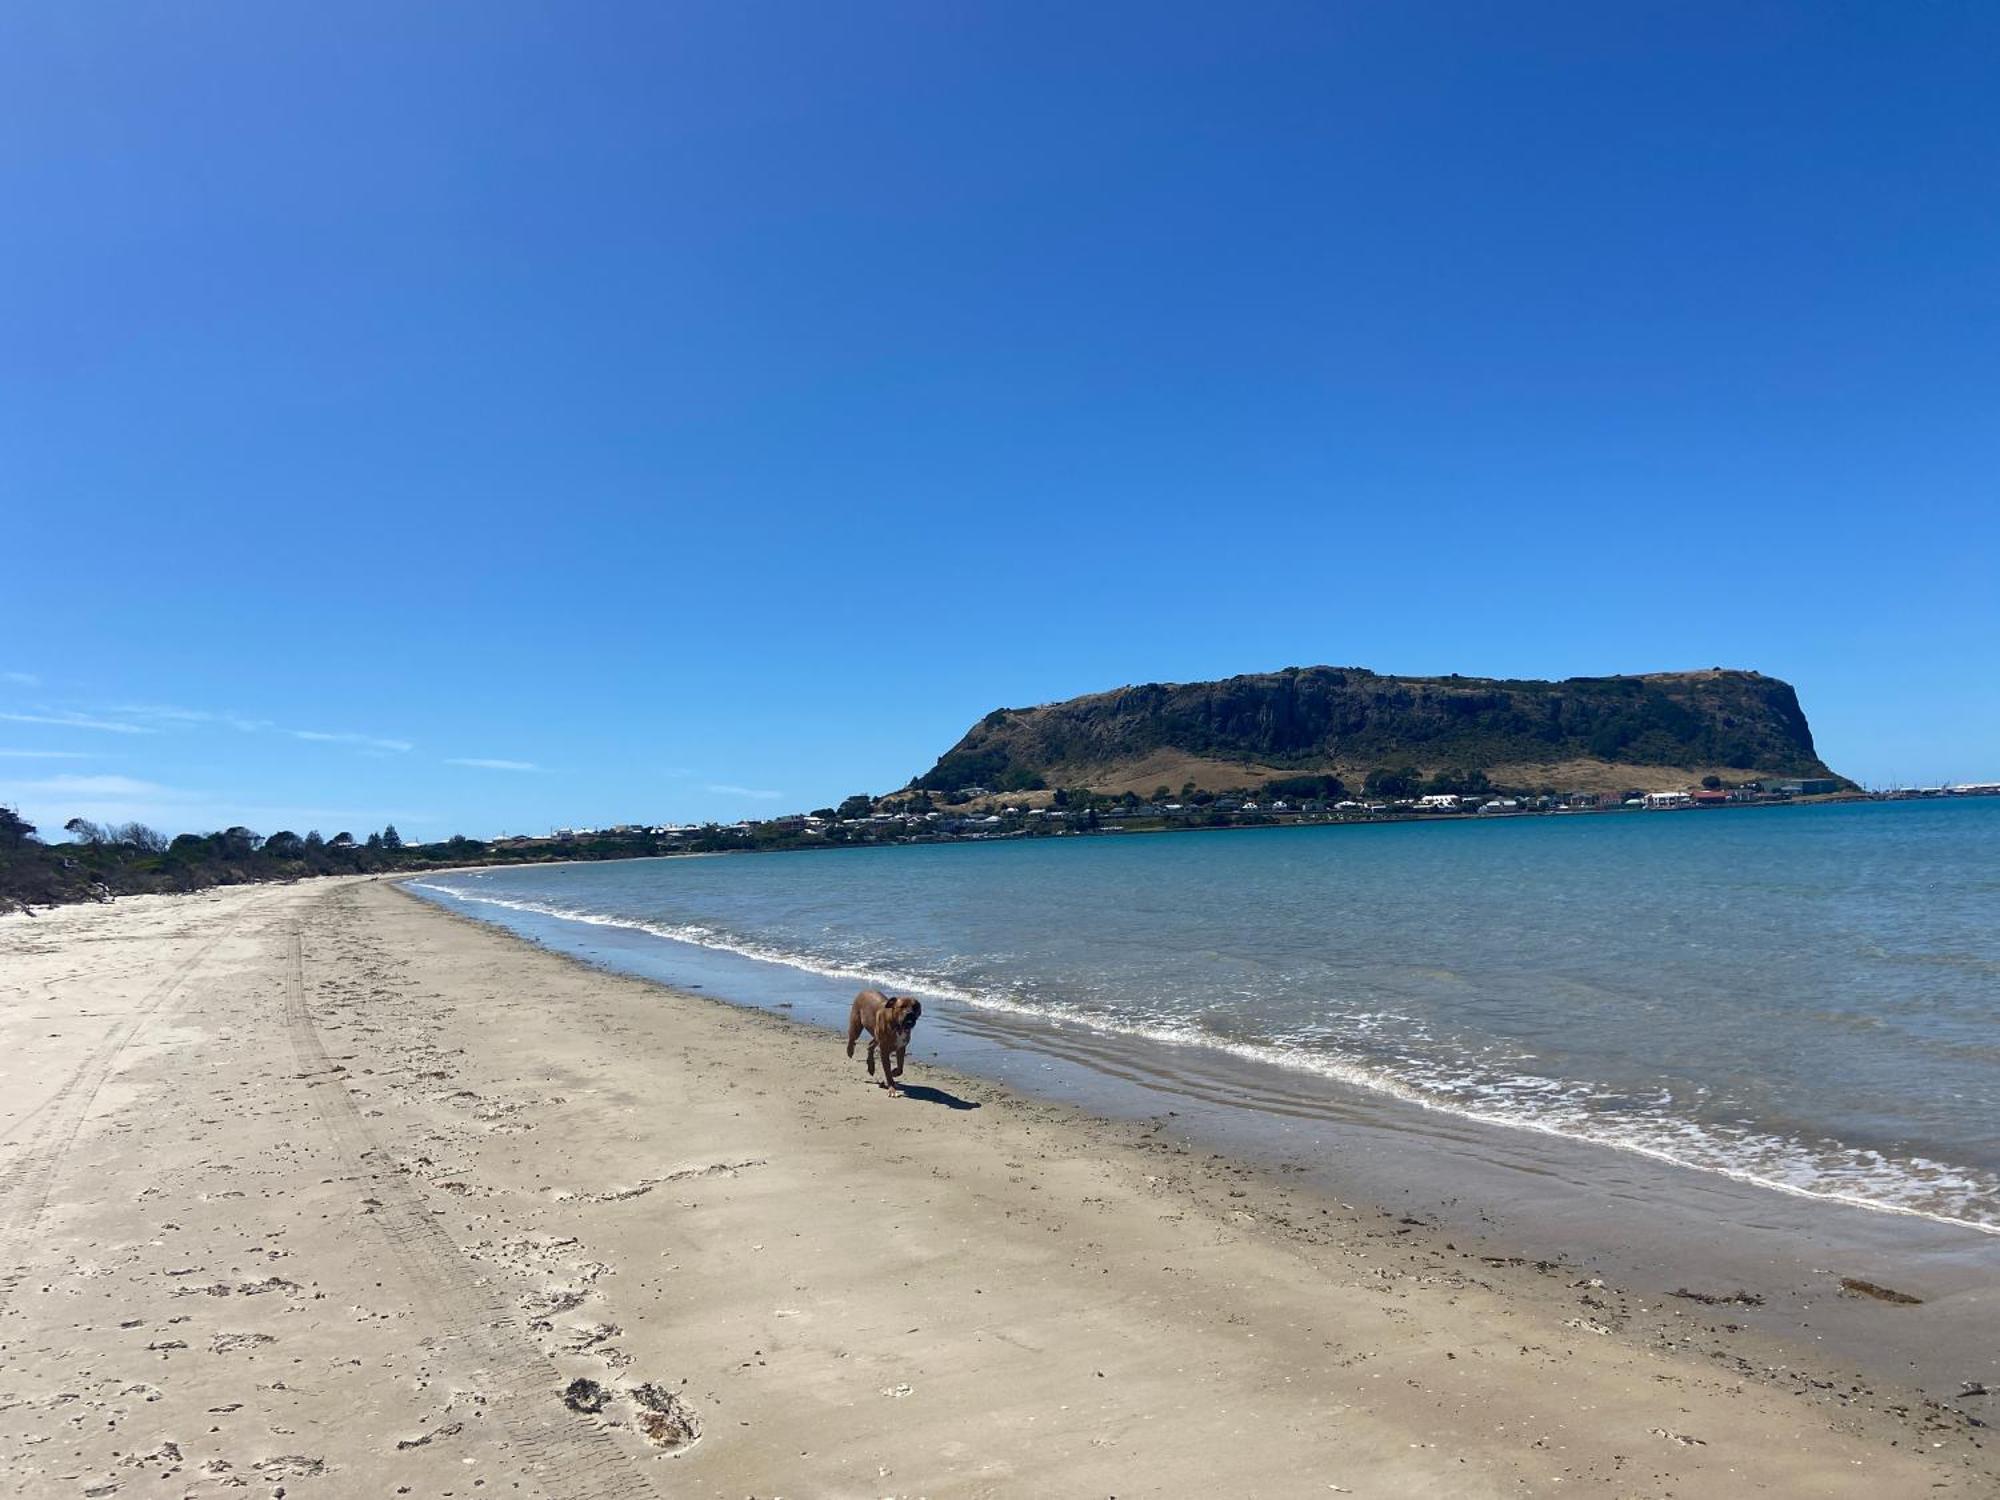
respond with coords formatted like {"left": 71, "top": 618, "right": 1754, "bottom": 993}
{"left": 846, "top": 989, "right": 922, "bottom": 1094}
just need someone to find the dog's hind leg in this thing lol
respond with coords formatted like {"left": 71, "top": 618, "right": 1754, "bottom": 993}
{"left": 866, "top": 1038, "right": 879, "bottom": 1077}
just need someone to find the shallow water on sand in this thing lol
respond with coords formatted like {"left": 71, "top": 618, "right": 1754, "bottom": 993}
{"left": 413, "top": 799, "right": 2000, "bottom": 1238}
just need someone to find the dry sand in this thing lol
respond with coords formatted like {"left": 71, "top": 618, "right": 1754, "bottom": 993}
{"left": 1, "top": 877, "right": 1988, "bottom": 1497}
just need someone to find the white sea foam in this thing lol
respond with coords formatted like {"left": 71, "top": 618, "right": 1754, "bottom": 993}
{"left": 406, "top": 879, "right": 2000, "bottom": 1237}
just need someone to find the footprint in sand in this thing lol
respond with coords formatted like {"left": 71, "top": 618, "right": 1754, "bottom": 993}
{"left": 209, "top": 1332, "right": 276, "bottom": 1353}
{"left": 251, "top": 1454, "right": 326, "bottom": 1479}
{"left": 630, "top": 1382, "right": 702, "bottom": 1453}
{"left": 521, "top": 1286, "right": 588, "bottom": 1320}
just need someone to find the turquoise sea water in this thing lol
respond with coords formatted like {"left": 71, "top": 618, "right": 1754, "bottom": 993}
{"left": 413, "top": 800, "right": 2000, "bottom": 1235}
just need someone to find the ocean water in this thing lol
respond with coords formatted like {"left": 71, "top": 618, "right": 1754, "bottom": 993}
{"left": 411, "top": 800, "right": 2000, "bottom": 1236}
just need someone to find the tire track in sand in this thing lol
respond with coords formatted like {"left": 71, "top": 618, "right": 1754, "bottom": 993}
{"left": 283, "top": 925, "right": 659, "bottom": 1500}
{"left": 0, "top": 958, "right": 174, "bottom": 1145}
{"left": 0, "top": 898, "right": 265, "bottom": 1311}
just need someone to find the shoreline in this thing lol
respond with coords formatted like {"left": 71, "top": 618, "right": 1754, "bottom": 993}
{"left": 404, "top": 871, "right": 2000, "bottom": 1409}
{"left": 2, "top": 877, "right": 1991, "bottom": 1496}
{"left": 405, "top": 860, "right": 1999, "bottom": 1243}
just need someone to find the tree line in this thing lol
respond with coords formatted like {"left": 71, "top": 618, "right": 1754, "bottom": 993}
{"left": 0, "top": 806, "right": 439, "bottom": 911}
{"left": 0, "top": 803, "right": 916, "bottom": 914}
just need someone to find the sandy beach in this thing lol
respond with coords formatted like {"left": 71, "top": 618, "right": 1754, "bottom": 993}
{"left": 1, "top": 877, "right": 1989, "bottom": 1498}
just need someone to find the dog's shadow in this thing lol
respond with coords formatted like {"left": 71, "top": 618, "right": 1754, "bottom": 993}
{"left": 895, "top": 1082, "right": 981, "bottom": 1111}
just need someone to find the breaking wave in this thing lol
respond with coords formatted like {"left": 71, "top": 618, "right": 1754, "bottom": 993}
{"left": 407, "top": 878, "right": 2000, "bottom": 1238}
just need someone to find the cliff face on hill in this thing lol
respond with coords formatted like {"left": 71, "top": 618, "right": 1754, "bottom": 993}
{"left": 914, "top": 667, "right": 1846, "bottom": 796}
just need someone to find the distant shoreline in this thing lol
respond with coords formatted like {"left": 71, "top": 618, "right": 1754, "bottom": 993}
{"left": 15, "top": 783, "right": 1995, "bottom": 916}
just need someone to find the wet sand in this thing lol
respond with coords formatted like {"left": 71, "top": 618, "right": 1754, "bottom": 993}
{"left": 1, "top": 877, "right": 1991, "bottom": 1497}
{"left": 416, "top": 871, "right": 2000, "bottom": 1406}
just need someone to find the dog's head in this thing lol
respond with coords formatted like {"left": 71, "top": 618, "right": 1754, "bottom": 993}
{"left": 887, "top": 995, "right": 922, "bottom": 1034}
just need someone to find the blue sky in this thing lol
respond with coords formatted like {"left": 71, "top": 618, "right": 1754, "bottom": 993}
{"left": 4, "top": 3, "right": 1996, "bottom": 839}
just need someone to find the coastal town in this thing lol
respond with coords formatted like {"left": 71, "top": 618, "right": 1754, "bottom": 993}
{"left": 493, "top": 774, "right": 1997, "bottom": 861}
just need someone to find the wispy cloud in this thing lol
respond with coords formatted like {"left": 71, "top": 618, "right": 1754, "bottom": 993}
{"left": 2, "top": 696, "right": 415, "bottom": 757}
{"left": 10, "top": 773, "right": 189, "bottom": 799}
{"left": 445, "top": 757, "right": 543, "bottom": 772}
{"left": 705, "top": 783, "right": 784, "bottom": 800}
{"left": 0, "top": 710, "right": 153, "bottom": 735}
{"left": 0, "top": 773, "right": 202, "bottom": 828}
{"left": 113, "top": 703, "right": 272, "bottom": 733}
{"left": 291, "top": 728, "right": 414, "bottom": 753}
{"left": 92, "top": 702, "right": 409, "bottom": 752}
{"left": 2, "top": 671, "right": 38, "bottom": 687}
{"left": 0, "top": 748, "right": 94, "bottom": 759}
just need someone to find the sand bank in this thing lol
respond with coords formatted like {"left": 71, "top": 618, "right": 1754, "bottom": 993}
{"left": 1, "top": 878, "right": 1988, "bottom": 1496}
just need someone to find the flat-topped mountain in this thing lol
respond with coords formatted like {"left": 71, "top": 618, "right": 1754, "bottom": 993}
{"left": 914, "top": 667, "right": 1847, "bottom": 798}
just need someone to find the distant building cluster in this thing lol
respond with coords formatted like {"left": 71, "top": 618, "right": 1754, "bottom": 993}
{"left": 1871, "top": 781, "right": 2000, "bottom": 800}
{"left": 464, "top": 775, "right": 1992, "bottom": 860}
